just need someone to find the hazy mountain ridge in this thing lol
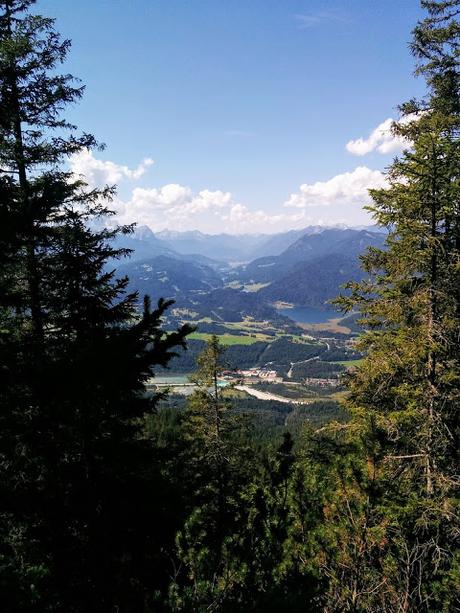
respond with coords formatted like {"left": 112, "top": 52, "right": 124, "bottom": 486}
{"left": 115, "top": 225, "right": 387, "bottom": 320}
{"left": 117, "top": 254, "right": 223, "bottom": 299}
{"left": 154, "top": 229, "right": 268, "bottom": 261}
{"left": 258, "top": 253, "right": 366, "bottom": 306}
{"left": 229, "top": 229, "right": 385, "bottom": 285}
{"left": 124, "top": 224, "right": 385, "bottom": 264}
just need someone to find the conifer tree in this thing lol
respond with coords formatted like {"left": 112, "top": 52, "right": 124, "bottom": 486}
{"left": 236, "top": 431, "right": 324, "bottom": 612}
{"left": 333, "top": 1, "right": 460, "bottom": 609}
{"left": 170, "top": 336, "right": 257, "bottom": 610}
{"left": 0, "top": 1, "right": 191, "bottom": 609}
{"left": 172, "top": 337, "right": 232, "bottom": 603}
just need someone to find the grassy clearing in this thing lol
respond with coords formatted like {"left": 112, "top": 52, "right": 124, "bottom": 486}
{"left": 172, "top": 307, "right": 200, "bottom": 319}
{"left": 188, "top": 332, "right": 265, "bottom": 345}
{"left": 333, "top": 359, "right": 364, "bottom": 368}
{"left": 275, "top": 332, "right": 317, "bottom": 345}
{"left": 331, "top": 390, "right": 349, "bottom": 401}
{"left": 190, "top": 321, "right": 321, "bottom": 347}
{"left": 221, "top": 388, "right": 248, "bottom": 399}
{"left": 223, "top": 320, "right": 280, "bottom": 337}
{"left": 297, "top": 319, "right": 352, "bottom": 335}
{"left": 225, "top": 281, "right": 243, "bottom": 289}
{"left": 224, "top": 319, "right": 275, "bottom": 331}
{"left": 242, "top": 282, "right": 271, "bottom": 292}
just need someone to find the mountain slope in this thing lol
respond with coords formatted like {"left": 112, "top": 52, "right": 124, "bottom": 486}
{"left": 258, "top": 253, "right": 365, "bottom": 306}
{"left": 155, "top": 230, "right": 268, "bottom": 261}
{"left": 173, "top": 287, "right": 280, "bottom": 322}
{"left": 232, "top": 229, "right": 386, "bottom": 284}
{"left": 112, "top": 227, "right": 176, "bottom": 262}
{"left": 243, "top": 227, "right": 322, "bottom": 259}
{"left": 117, "top": 255, "right": 223, "bottom": 299}
{"left": 112, "top": 226, "right": 387, "bottom": 319}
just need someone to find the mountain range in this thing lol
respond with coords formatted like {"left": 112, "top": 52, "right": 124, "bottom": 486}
{"left": 113, "top": 225, "right": 386, "bottom": 324}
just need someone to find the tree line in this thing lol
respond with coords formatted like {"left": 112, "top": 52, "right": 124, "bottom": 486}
{"left": 0, "top": 0, "right": 459, "bottom": 611}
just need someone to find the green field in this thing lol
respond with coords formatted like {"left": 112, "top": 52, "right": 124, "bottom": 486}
{"left": 242, "top": 282, "right": 271, "bottom": 292}
{"left": 275, "top": 332, "right": 315, "bottom": 344}
{"left": 333, "top": 359, "right": 364, "bottom": 368}
{"left": 223, "top": 319, "right": 277, "bottom": 333}
{"left": 189, "top": 319, "right": 322, "bottom": 348}
{"left": 223, "top": 321, "right": 315, "bottom": 344}
{"left": 188, "top": 332, "right": 264, "bottom": 345}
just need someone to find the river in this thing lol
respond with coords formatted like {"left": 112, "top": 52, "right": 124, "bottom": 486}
{"left": 235, "top": 385, "right": 306, "bottom": 405}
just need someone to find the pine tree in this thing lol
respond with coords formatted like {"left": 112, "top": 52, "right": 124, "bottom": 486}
{"left": 172, "top": 337, "right": 231, "bottom": 604}
{"left": 187, "top": 335, "right": 231, "bottom": 541}
{"left": 171, "top": 339, "right": 324, "bottom": 611}
{"left": 170, "top": 336, "right": 257, "bottom": 611}
{"left": 332, "top": 1, "right": 460, "bottom": 609}
{"left": 236, "top": 430, "right": 325, "bottom": 612}
{"left": 0, "top": 1, "right": 191, "bottom": 610}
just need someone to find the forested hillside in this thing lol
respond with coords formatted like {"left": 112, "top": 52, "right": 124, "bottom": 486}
{"left": 116, "top": 227, "right": 387, "bottom": 319}
{"left": 235, "top": 228, "right": 385, "bottom": 284}
{"left": 0, "top": 1, "right": 458, "bottom": 612}
{"left": 257, "top": 253, "right": 363, "bottom": 305}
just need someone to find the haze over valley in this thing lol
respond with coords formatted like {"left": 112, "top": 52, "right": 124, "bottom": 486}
{"left": 116, "top": 223, "right": 386, "bottom": 328}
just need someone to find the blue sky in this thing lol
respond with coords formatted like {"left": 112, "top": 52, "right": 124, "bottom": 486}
{"left": 41, "top": 0, "right": 426, "bottom": 234}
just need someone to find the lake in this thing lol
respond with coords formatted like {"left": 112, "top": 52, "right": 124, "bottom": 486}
{"left": 152, "top": 375, "right": 230, "bottom": 388}
{"left": 277, "top": 306, "right": 339, "bottom": 324}
{"left": 153, "top": 375, "right": 191, "bottom": 385}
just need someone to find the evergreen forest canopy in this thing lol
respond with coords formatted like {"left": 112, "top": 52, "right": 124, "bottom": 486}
{"left": 0, "top": 0, "right": 459, "bottom": 611}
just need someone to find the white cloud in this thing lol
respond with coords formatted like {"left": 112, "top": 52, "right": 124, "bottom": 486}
{"left": 130, "top": 184, "right": 192, "bottom": 211}
{"left": 114, "top": 185, "right": 308, "bottom": 234}
{"left": 121, "top": 186, "right": 230, "bottom": 221}
{"left": 346, "top": 114, "right": 418, "bottom": 156}
{"left": 284, "top": 166, "right": 386, "bottom": 210}
{"left": 72, "top": 152, "right": 387, "bottom": 234}
{"left": 187, "top": 189, "right": 232, "bottom": 213}
{"left": 223, "top": 204, "right": 307, "bottom": 233}
{"left": 70, "top": 150, "right": 154, "bottom": 187}
{"left": 118, "top": 164, "right": 388, "bottom": 232}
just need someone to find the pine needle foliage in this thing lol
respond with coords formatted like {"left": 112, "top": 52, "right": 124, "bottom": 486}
{"left": 0, "top": 1, "right": 192, "bottom": 610}
{"left": 332, "top": 1, "right": 460, "bottom": 609}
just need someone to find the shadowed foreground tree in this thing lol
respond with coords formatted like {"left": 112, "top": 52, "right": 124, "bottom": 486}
{"left": 169, "top": 338, "right": 324, "bottom": 612}
{"left": 0, "top": 1, "right": 191, "bottom": 610}
{"left": 332, "top": 1, "right": 460, "bottom": 610}
{"left": 170, "top": 336, "right": 244, "bottom": 610}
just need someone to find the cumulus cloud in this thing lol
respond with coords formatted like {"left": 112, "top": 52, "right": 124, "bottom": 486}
{"left": 187, "top": 189, "right": 233, "bottom": 214}
{"left": 124, "top": 186, "right": 230, "bottom": 218}
{"left": 115, "top": 185, "right": 308, "bottom": 234}
{"left": 72, "top": 152, "right": 386, "bottom": 234}
{"left": 70, "top": 150, "right": 154, "bottom": 187}
{"left": 223, "top": 204, "right": 307, "bottom": 233}
{"left": 68, "top": 152, "right": 311, "bottom": 233}
{"left": 284, "top": 166, "right": 386, "bottom": 210}
{"left": 130, "top": 184, "right": 192, "bottom": 211}
{"left": 346, "top": 115, "right": 418, "bottom": 156}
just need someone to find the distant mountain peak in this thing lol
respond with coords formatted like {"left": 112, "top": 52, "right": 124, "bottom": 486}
{"left": 156, "top": 229, "right": 206, "bottom": 240}
{"left": 132, "top": 225, "right": 156, "bottom": 240}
